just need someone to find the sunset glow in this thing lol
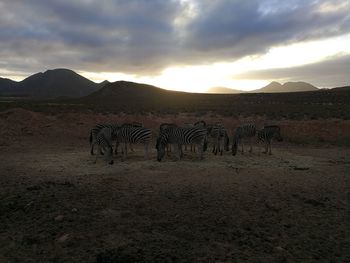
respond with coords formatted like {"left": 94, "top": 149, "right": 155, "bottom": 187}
{"left": 1, "top": 0, "right": 350, "bottom": 92}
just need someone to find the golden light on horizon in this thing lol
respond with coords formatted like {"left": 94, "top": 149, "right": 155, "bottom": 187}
{"left": 5, "top": 33, "right": 350, "bottom": 93}
{"left": 77, "top": 33, "right": 350, "bottom": 93}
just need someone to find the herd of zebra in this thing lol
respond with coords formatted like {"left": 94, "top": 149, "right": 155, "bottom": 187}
{"left": 89, "top": 121, "right": 283, "bottom": 164}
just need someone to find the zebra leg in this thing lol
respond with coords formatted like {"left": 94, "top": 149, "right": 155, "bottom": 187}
{"left": 249, "top": 138, "right": 253, "bottom": 153}
{"left": 241, "top": 142, "right": 244, "bottom": 154}
{"left": 115, "top": 141, "right": 119, "bottom": 155}
{"left": 197, "top": 142, "right": 204, "bottom": 160}
{"left": 166, "top": 144, "right": 171, "bottom": 156}
{"left": 130, "top": 143, "right": 134, "bottom": 152}
{"left": 90, "top": 141, "right": 96, "bottom": 155}
{"left": 94, "top": 145, "right": 102, "bottom": 163}
{"left": 268, "top": 140, "right": 272, "bottom": 155}
{"left": 121, "top": 143, "right": 127, "bottom": 161}
{"left": 174, "top": 144, "right": 181, "bottom": 160}
{"left": 263, "top": 142, "right": 268, "bottom": 154}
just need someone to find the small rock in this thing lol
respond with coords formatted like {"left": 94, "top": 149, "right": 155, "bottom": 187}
{"left": 274, "top": 246, "right": 286, "bottom": 252}
{"left": 71, "top": 208, "right": 78, "bottom": 212}
{"left": 54, "top": 215, "right": 64, "bottom": 221}
{"left": 57, "top": 234, "right": 69, "bottom": 243}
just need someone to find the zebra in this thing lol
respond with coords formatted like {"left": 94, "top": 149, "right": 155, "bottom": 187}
{"left": 207, "top": 123, "right": 229, "bottom": 155}
{"left": 159, "top": 123, "right": 178, "bottom": 154}
{"left": 114, "top": 126, "right": 152, "bottom": 160}
{"left": 93, "top": 127, "right": 114, "bottom": 165}
{"left": 257, "top": 125, "right": 283, "bottom": 155}
{"left": 117, "top": 122, "right": 144, "bottom": 154}
{"left": 232, "top": 124, "right": 256, "bottom": 156}
{"left": 89, "top": 123, "right": 119, "bottom": 155}
{"left": 156, "top": 126, "right": 207, "bottom": 161}
{"left": 183, "top": 122, "right": 195, "bottom": 152}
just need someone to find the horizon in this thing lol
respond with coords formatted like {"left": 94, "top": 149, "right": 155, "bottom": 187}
{"left": 1, "top": 1, "right": 350, "bottom": 92}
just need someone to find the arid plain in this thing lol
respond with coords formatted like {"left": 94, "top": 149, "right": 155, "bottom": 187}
{"left": 0, "top": 108, "right": 349, "bottom": 262}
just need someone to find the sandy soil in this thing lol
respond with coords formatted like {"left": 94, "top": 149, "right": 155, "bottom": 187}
{"left": 0, "top": 109, "right": 350, "bottom": 262}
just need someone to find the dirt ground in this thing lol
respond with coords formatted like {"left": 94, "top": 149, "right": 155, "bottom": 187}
{"left": 0, "top": 109, "right": 350, "bottom": 262}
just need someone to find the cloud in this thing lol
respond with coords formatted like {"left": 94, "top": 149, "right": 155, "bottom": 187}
{"left": 0, "top": 0, "right": 350, "bottom": 78}
{"left": 234, "top": 54, "right": 350, "bottom": 87}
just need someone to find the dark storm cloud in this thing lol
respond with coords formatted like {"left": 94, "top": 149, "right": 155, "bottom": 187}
{"left": 0, "top": 0, "right": 350, "bottom": 77}
{"left": 235, "top": 54, "right": 350, "bottom": 88}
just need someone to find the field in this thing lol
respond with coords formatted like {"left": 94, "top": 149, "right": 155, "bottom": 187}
{"left": 0, "top": 108, "right": 350, "bottom": 262}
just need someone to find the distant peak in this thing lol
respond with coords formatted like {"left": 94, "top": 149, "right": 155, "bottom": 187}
{"left": 43, "top": 68, "right": 76, "bottom": 74}
{"left": 268, "top": 81, "right": 282, "bottom": 86}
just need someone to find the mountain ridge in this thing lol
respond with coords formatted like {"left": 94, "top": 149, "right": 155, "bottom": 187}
{"left": 0, "top": 68, "right": 103, "bottom": 98}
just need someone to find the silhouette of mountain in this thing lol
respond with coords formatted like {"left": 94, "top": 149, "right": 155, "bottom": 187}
{"left": 81, "top": 80, "right": 182, "bottom": 106}
{"left": 0, "top": 77, "right": 18, "bottom": 95}
{"left": 253, "top": 81, "right": 318, "bottom": 93}
{"left": 0, "top": 69, "right": 102, "bottom": 98}
{"left": 206, "top": 87, "right": 244, "bottom": 93}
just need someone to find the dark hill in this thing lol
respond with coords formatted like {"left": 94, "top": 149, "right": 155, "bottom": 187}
{"left": 0, "top": 69, "right": 102, "bottom": 98}
{"left": 0, "top": 77, "right": 18, "bottom": 95}
{"left": 76, "top": 80, "right": 350, "bottom": 119}
{"left": 81, "top": 81, "right": 197, "bottom": 110}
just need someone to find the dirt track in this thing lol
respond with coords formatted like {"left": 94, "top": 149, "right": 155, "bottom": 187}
{"left": 1, "top": 135, "right": 350, "bottom": 262}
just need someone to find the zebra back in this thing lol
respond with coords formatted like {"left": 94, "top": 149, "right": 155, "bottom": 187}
{"left": 121, "top": 122, "right": 143, "bottom": 128}
{"left": 258, "top": 125, "right": 282, "bottom": 142}
{"left": 159, "top": 123, "right": 177, "bottom": 132}
{"left": 115, "top": 127, "right": 152, "bottom": 144}
{"left": 158, "top": 126, "right": 207, "bottom": 146}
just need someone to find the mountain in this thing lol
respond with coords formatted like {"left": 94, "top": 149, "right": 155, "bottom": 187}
{"left": 0, "top": 69, "right": 103, "bottom": 98}
{"left": 253, "top": 81, "right": 318, "bottom": 93}
{"left": 0, "top": 77, "right": 18, "bottom": 95}
{"left": 206, "top": 81, "right": 318, "bottom": 94}
{"left": 81, "top": 80, "right": 177, "bottom": 105}
{"left": 206, "top": 87, "right": 244, "bottom": 94}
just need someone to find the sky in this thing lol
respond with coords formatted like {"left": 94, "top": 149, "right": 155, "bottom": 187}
{"left": 1, "top": 0, "right": 350, "bottom": 92}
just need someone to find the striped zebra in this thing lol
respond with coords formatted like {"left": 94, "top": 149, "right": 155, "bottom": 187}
{"left": 114, "top": 126, "right": 152, "bottom": 160}
{"left": 257, "top": 125, "right": 283, "bottom": 155}
{"left": 117, "top": 122, "right": 144, "bottom": 154}
{"left": 183, "top": 120, "right": 207, "bottom": 152}
{"left": 183, "top": 122, "right": 195, "bottom": 152}
{"left": 159, "top": 123, "right": 178, "bottom": 154}
{"left": 156, "top": 126, "right": 207, "bottom": 161}
{"left": 232, "top": 124, "right": 256, "bottom": 156}
{"left": 93, "top": 126, "right": 114, "bottom": 165}
{"left": 89, "top": 123, "right": 119, "bottom": 155}
{"left": 207, "top": 123, "right": 229, "bottom": 155}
